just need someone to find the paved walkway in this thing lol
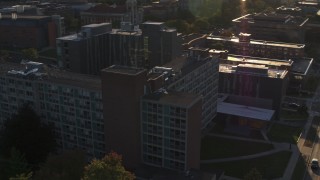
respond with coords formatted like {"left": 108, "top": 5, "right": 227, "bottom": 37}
{"left": 202, "top": 128, "right": 309, "bottom": 179}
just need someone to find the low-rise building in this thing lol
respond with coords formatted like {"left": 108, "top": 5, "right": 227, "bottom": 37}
{"left": 206, "top": 33, "right": 305, "bottom": 60}
{"left": 0, "top": 14, "right": 64, "bottom": 49}
{"left": 232, "top": 12, "right": 309, "bottom": 43}
{"left": 80, "top": 1, "right": 143, "bottom": 26}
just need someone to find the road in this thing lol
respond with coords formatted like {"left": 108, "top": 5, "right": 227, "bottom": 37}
{"left": 302, "top": 80, "right": 320, "bottom": 180}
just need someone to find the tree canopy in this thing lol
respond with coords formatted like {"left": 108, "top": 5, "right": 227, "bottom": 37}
{"left": 21, "top": 48, "right": 38, "bottom": 60}
{"left": 83, "top": 151, "right": 135, "bottom": 180}
{"left": 0, "top": 104, "right": 56, "bottom": 166}
{"left": 34, "top": 150, "right": 86, "bottom": 180}
{"left": 244, "top": 168, "right": 263, "bottom": 180}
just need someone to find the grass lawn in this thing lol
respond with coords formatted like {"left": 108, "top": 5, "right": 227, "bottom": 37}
{"left": 201, "top": 136, "right": 274, "bottom": 160}
{"left": 280, "top": 110, "right": 309, "bottom": 120}
{"left": 210, "top": 120, "right": 265, "bottom": 140}
{"left": 267, "top": 123, "right": 303, "bottom": 144}
{"left": 292, "top": 155, "right": 307, "bottom": 180}
{"left": 304, "top": 116, "right": 320, "bottom": 147}
{"left": 201, "top": 151, "right": 292, "bottom": 179}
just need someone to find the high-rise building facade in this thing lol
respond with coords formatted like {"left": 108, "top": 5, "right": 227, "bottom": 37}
{"left": 0, "top": 62, "right": 105, "bottom": 158}
{"left": 57, "top": 21, "right": 181, "bottom": 75}
{"left": 141, "top": 92, "right": 202, "bottom": 171}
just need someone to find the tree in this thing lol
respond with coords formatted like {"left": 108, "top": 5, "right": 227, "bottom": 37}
{"left": 192, "top": 18, "right": 210, "bottom": 31}
{"left": 34, "top": 150, "right": 86, "bottom": 180}
{"left": 165, "top": 20, "right": 191, "bottom": 33}
{"left": 244, "top": 168, "right": 262, "bottom": 180}
{"left": 64, "top": 14, "right": 80, "bottom": 33}
{"left": 0, "top": 104, "right": 56, "bottom": 166}
{"left": 0, "top": 50, "right": 10, "bottom": 61}
{"left": 83, "top": 151, "right": 135, "bottom": 180}
{"left": 21, "top": 48, "right": 38, "bottom": 60}
{"left": 5, "top": 147, "right": 31, "bottom": 179}
{"left": 9, "top": 172, "right": 32, "bottom": 180}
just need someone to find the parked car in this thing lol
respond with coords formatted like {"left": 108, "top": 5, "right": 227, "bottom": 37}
{"left": 311, "top": 158, "right": 319, "bottom": 170}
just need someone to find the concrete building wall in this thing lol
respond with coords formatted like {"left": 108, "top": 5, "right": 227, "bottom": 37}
{"left": 185, "top": 99, "right": 201, "bottom": 170}
{"left": 101, "top": 66, "right": 147, "bottom": 168}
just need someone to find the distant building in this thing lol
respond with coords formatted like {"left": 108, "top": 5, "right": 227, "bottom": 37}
{"left": 218, "top": 54, "right": 291, "bottom": 117}
{"left": 57, "top": 22, "right": 145, "bottom": 75}
{"left": 140, "top": 21, "right": 182, "bottom": 68}
{"left": 232, "top": 13, "right": 309, "bottom": 43}
{"left": 206, "top": 33, "right": 305, "bottom": 60}
{"left": 57, "top": 21, "right": 181, "bottom": 75}
{"left": 80, "top": 1, "right": 143, "bottom": 26}
{"left": 0, "top": 14, "right": 64, "bottom": 49}
{"left": 142, "top": 0, "right": 178, "bottom": 20}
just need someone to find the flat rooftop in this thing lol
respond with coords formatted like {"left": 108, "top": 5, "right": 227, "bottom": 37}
{"left": 101, "top": 65, "right": 146, "bottom": 75}
{"left": 1, "top": 61, "right": 101, "bottom": 90}
{"left": 143, "top": 91, "right": 202, "bottom": 108}
{"left": 207, "top": 35, "right": 305, "bottom": 49}
{"left": 110, "top": 29, "right": 142, "bottom": 36}
{"left": 218, "top": 101, "right": 275, "bottom": 121}
{"left": 232, "top": 13, "right": 308, "bottom": 26}
{"left": 219, "top": 64, "right": 288, "bottom": 79}
{"left": 82, "top": 22, "right": 110, "bottom": 28}
{"left": 57, "top": 33, "right": 81, "bottom": 41}
{"left": 291, "top": 57, "right": 313, "bottom": 75}
{"left": 47, "top": 69, "right": 101, "bottom": 90}
{"left": 142, "top": 21, "right": 164, "bottom": 25}
{"left": 0, "top": 15, "right": 50, "bottom": 20}
{"left": 227, "top": 54, "right": 293, "bottom": 67}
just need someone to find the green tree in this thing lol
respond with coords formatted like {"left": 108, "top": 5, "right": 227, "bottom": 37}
{"left": 244, "top": 168, "right": 262, "bottom": 180}
{"left": 9, "top": 172, "right": 32, "bottom": 180}
{"left": 0, "top": 50, "right": 10, "bottom": 60}
{"left": 192, "top": 18, "right": 210, "bottom": 31}
{"left": 34, "top": 150, "right": 86, "bottom": 180}
{"left": 21, "top": 48, "right": 38, "bottom": 60}
{"left": 64, "top": 15, "right": 80, "bottom": 33}
{"left": 5, "top": 147, "right": 31, "bottom": 179}
{"left": 83, "top": 151, "right": 135, "bottom": 180}
{"left": 165, "top": 20, "right": 190, "bottom": 33}
{"left": 0, "top": 104, "right": 56, "bottom": 166}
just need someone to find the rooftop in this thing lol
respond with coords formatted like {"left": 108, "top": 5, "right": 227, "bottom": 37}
{"left": 82, "top": 22, "right": 110, "bottom": 28}
{"left": 226, "top": 54, "right": 293, "bottom": 67}
{"left": 83, "top": 4, "right": 127, "bottom": 14}
{"left": 291, "top": 57, "right": 313, "bottom": 75}
{"left": 0, "top": 14, "right": 50, "bottom": 20}
{"left": 57, "top": 33, "right": 81, "bottom": 41}
{"left": 1, "top": 61, "right": 101, "bottom": 90}
{"left": 217, "top": 101, "right": 274, "bottom": 121}
{"left": 232, "top": 13, "right": 309, "bottom": 26}
{"left": 143, "top": 90, "right": 202, "bottom": 107}
{"left": 142, "top": 21, "right": 164, "bottom": 25}
{"left": 110, "top": 28, "right": 142, "bottom": 36}
{"left": 207, "top": 35, "right": 305, "bottom": 49}
{"left": 101, "top": 65, "right": 146, "bottom": 75}
{"left": 219, "top": 64, "right": 288, "bottom": 79}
